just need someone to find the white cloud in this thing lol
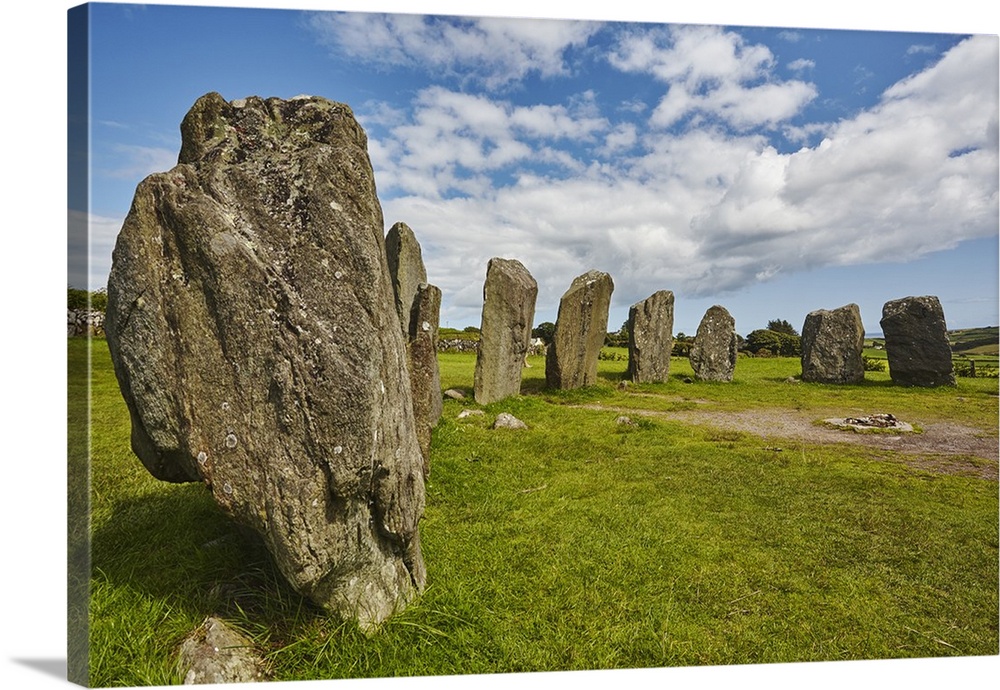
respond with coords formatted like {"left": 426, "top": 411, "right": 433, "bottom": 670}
{"left": 787, "top": 58, "right": 815, "bottom": 72}
{"left": 609, "top": 24, "right": 817, "bottom": 130}
{"left": 68, "top": 210, "right": 123, "bottom": 290}
{"left": 101, "top": 144, "right": 177, "bottom": 181}
{"left": 367, "top": 86, "right": 611, "bottom": 198}
{"left": 371, "top": 34, "right": 998, "bottom": 325}
{"left": 307, "top": 12, "right": 600, "bottom": 88}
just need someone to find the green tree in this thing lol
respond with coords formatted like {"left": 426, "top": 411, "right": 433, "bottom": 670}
{"left": 744, "top": 329, "right": 801, "bottom": 357}
{"left": 67, "top": 286, "right": 88, "bottom": 310}
{"left": 672, "top": 331, "right": 694, "bottom": 358}
{"left": 767, "top": 319, "right": 799, "bottom": 336}
{"left": 605, "top": 320, "right": 629, "bottom": 348}
{"left": 532, "top": 322, "right": 555, "bottom": 345}
{"left": 68, "top": 287, "right": 108, "bottom": 313}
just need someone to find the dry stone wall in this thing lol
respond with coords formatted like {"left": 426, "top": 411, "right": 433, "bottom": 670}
{"left": 68, "top": 309, "right": 105, "bottom": 337}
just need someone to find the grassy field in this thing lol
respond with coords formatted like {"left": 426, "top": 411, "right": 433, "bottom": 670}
{"left": 74, "top": 338, "right": 999, "bottom": 686}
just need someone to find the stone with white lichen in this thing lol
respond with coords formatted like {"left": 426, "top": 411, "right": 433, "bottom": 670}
{"left": 105, "top": 92, "right": 425, "bottom": 631}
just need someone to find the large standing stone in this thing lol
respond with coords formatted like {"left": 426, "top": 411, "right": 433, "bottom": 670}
{"left": 800, "top": 303, "right": 865, "bottom": 384}
{"left": 880, "top": 295, "right": 956, "bottom": 387}
{"left": 627, "top": 290, "right": 674, "bottom": 383}
{"left": 386, "top": 221, "right": 428, "bottom": 337}
{"left": 473, "top": 258, "right": 538, "bottom": 404}
{"left": 105, "top": 93, "right": 425, "bottom": 631}
{"left": 545, "top": 270, "right": 615, "bottom": 389}
{"left": 408, "top": 282, "right": 443, "bottom": 474}
{"left": 689, "top": 305, "right": 737, "bottom": 382}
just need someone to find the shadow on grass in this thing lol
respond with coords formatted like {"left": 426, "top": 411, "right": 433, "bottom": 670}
{"left": 90, "top": 482, "right": 322, "bottom": 637}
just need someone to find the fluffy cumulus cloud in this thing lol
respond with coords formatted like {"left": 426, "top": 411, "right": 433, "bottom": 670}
{"left": 307, "top": 12, "right": 600, "bottom": 89}
{"left": 365, "top": 30, "right": 998, "bottom": 325}
{"left": 608, "top": 24, "right": 818, "bottom": 130}
{"left": 369, "top": 86, "right": 609, "bottom": 198}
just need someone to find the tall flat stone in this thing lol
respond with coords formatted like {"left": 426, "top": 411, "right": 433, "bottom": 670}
{"left": 545, "top": 270, "right": 615, "bottom": 390}
{"left": 800, "top": 303, "right": 865, "bottom": 384}
{"left": 105, "top": 92, "right": 425, "bottom": 631}
{"left": 627, "top": 290, "right": 674, "bottom": 383}
{"left": 408, "top": 283, "right": 442, "bottom": 474}
{"left": 386, "top": 221, "right": 428, "bottom": 337}
{"left": 473, "top": 258, "right": 538, "bottom": 404}
{"left": 880, "top": 295, "right": 956, "bottom": 387}
{"left": 689, "top": 305, "right": 737, "bottom": 382}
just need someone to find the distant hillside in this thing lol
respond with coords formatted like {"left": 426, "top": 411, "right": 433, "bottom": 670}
{"left": 949, "top": 326, "right": 999, "bottom": 354}
{"left": 864, "top": 326, "right": 998, "bottom": 355}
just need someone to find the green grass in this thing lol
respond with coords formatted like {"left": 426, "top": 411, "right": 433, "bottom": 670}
{"left": 76, "top": 338, "right": 999, "bottom": 685}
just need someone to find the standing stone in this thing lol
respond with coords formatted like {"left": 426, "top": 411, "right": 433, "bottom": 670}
{"left": 800, "top": 303, "right": 865, "bottom": 384}
{"left": 473, "top": 258, "right": 538, "bottom": 404}
{"left": 386, "top": 223, "right": 441, "bottom": 472}
{"left": 627, "top": 290, "right": 675, "bottom": 383}
{"left": 105, "top": 92, "right": 425, "bottom": 631}
{"left": 880, "top": 295, "right": 956, "bottom": 386}
{"left": 545, "top": 270, "right": 615, "bottom": 390}
{"left": 408, "top": 283, "right": 442, "bottom": 474}
{"left": 689, "top": 305, "right": 737, "bottom": 382}
{"left": 386, "top": 221, "right": 427, "bottom": 337}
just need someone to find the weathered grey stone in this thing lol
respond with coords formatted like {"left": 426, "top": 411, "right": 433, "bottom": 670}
{"left": 800, "top": 303, "right": 865, "bottom": 384}
{"left": 408, "top": 283, "right": 442, "bottom": 475}
{"left": 493, "top": 412, "right": 527, "bottom": 429}
{"left": 178, "top": 617, "right": 264, "bottom": 684}
{"left": 627, "top": 290, "right": 674, "bottom": 383}
{"left": 474, "top": 258, "right": 538, "bottom": 404}
{"left": 443, "top": 388, "right": 466, "bottom": 400}
{"left": 880, "top": 295, "right": 956, "bottom": 387}
{"left": 105, "top": 92, "right": 425, "bottom": 631}
{"left": 385, "top": 221, "right": 428, "bottom": 337}
{"left": 689, "top": 305, "right": 737, "bottom": 382}
{"left": 545, "top": 270, "right": 615, "bottom": 389}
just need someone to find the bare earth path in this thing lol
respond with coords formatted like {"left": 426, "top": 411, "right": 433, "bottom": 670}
{"left": 573, "top": 400, "right": 998, "bottom": 480}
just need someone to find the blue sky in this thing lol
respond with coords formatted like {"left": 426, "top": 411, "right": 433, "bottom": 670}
{"left": 75, "top": 1, "right": 999, "bottom": 336}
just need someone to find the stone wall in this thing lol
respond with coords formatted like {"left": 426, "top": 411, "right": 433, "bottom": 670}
{"left": 68, "top": 309, "right": 105, "bottom": 337}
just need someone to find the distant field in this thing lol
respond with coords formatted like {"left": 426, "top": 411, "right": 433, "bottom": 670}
{"left": 863, "top": 326, "right": 999, "bottom": 375}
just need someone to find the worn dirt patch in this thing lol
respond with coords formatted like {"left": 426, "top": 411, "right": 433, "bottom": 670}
{"left": 573, "top": 403, "right": 998, "bottom": 481}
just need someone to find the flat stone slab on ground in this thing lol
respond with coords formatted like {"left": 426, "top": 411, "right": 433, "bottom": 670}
{"left": 823, "top": 416, "right": 915, "bottom": 433}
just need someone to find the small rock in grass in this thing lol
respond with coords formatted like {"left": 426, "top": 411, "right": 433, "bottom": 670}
{"left": 493, "top": 412, "right": 527, "bottom": 430}
{"left": 457, "top": 409, "right": 485, "bottom": 419}
{"left": 178, "top": 616, "right": 264, "bottom": 684}
{"left": 444, "top": 389, "right": 466, "bottom": 400}
{"left": 615, "top": 415, "right": 636, "bottom": 426}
